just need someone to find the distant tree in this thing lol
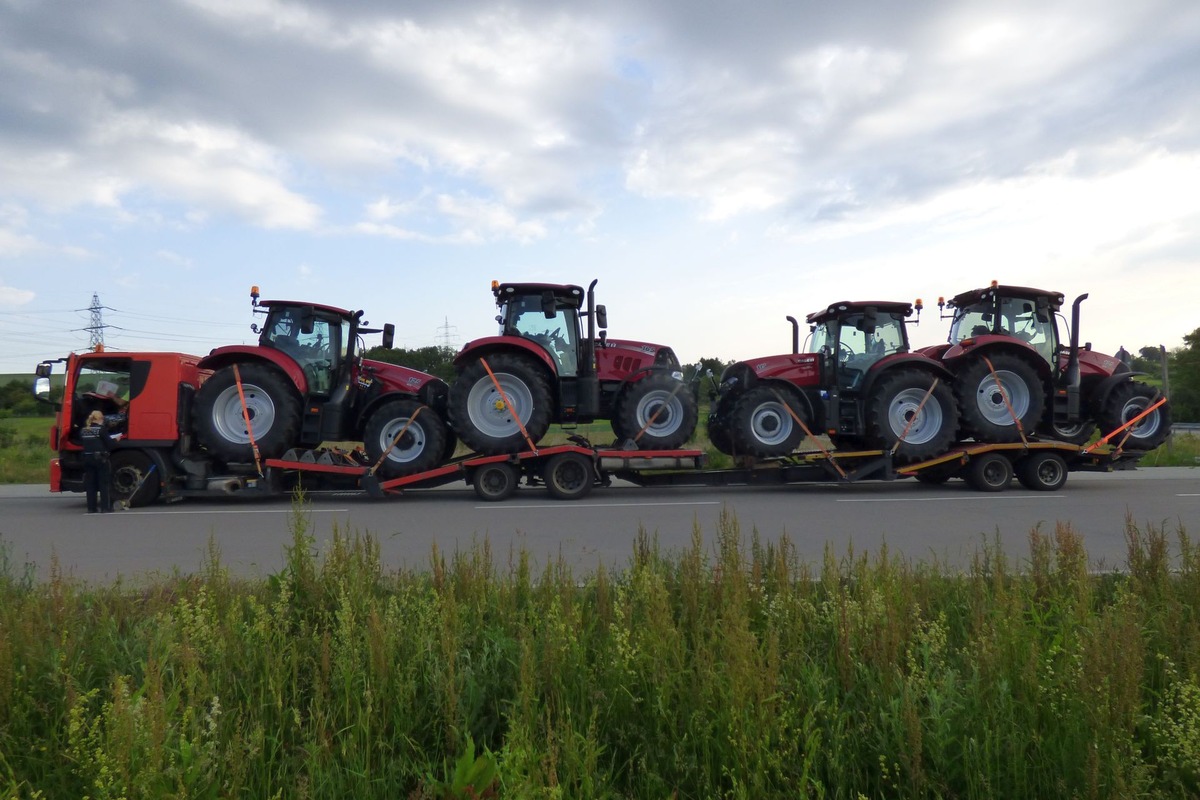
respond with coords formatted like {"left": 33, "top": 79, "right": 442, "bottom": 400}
{"left": 362, "top": 345, "right": 457, "bottom": 383}
{"left": 684, "top": 357, "right": 734, "bottom": 402}
{"left": 1169, "top": 329, "right": 1200, "bottom": 422}
{"left": 1131, "top": 345, "right": 1164, "bottom": 375}
{"left": 0, "top": 379, "right": 56, "bottom": 417}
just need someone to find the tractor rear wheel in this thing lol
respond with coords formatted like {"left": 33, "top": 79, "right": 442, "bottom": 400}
{"left": 448, "top": 354, "right": 552, "bottom": 455}
{"left": 1096, "top": 381, "right": 1171, "bottom": 450}
{"left": 193, "top": 363, "right": 301, "bottom": 462}
{"left": 363, "top": 399, "right": 448, "bottom": 479}
{"left": 729, "top": 385, "right": 806, "bottom": 458}
{"left": 612, "top": 374, "right": 698, "bottom": 450}
{"left": 864, "top": 369, "right": 957, "bottom": 462}
{"left": 955, "top": 354, "right": 1044, "bottom": 443}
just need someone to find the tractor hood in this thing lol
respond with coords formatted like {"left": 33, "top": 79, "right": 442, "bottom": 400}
{"left": 596, "top": 338, "right": 683, "bottom": 379}
{"left": 359, "top": 359, "right": 447, "bottom": 395}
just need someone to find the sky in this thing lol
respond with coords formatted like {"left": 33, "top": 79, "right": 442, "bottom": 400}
{"left": 2, "top": 0, "right": 1199, "bottom": 376}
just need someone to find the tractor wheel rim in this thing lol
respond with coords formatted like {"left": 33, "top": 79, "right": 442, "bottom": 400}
{"left": 975, "top": 369, "right": 1030, "bottom": 426}
{"left": 888, "top": 388, "right": 945, "bottom": 446}
{"left": 750, "top": 401, "right": 792, "bottom": 446}
{"left": 1121, "top": 397, "right": 1161, "bottom": 438}
{"left": 379, "top": 417, "right": 427, "bottom": 463}
{"left": 466, "top": 372, "right": 533, "bottom": 439}
{"left": 636, "top": 391, "right": 683, "bottom": 436}
{"left": 1053, "top": 420, "right": 1089, "bottom": 438}
{"left": 213, "top": 384, "right": 276, "bottom": 444}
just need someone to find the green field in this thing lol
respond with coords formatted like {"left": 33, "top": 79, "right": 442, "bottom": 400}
{"left": 2, "top": 507, "right": 1199, "bottom": 798}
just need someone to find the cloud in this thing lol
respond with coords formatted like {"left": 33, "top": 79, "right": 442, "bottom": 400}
{"left": 0, "top": 284, "right": 35, "bottom": 307}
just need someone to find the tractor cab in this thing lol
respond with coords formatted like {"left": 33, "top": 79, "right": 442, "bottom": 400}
{"left": 806, "top": 301, "right": 913, "bottom": 392}
{"left": 494, "top": 283, "right": 588, "bottom": 377}
{"left": 256, "top": 301, "right": 352, "bottom": 396}
{"left": 944, "top": 285, "right": 1062, "bottom": 365}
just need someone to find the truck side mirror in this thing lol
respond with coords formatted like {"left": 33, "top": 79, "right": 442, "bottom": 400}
{"left": 382, "top": 323, "right": 395, "bottom": 349}
{"left": 34, "top": 376, "right": 51, "bottom": 401}
{"left": 595, "top": 305, "right": 608, "bottom": 329}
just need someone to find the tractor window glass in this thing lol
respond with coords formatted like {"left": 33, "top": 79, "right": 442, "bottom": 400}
{"left": 508, "top": 296, "right": 579, "bottom": 376}
{"left": 998, "top": 297, "right": 1055, "bottom": 360}
{"left": 294, "top": 316, "right": 338, "bottom": 395}
{"left": 807, "top": 322, "right": 834, "bottom": 355}
{"left": 948, "top": 304, "right": 993, "bottom": 342}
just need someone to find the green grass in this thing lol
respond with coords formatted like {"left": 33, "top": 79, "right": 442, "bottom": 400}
{"left": 0, "top": 417, "right": 53, "bottom": 484}
{"left": 3, "top": 506, "right": 1200, "bottom": 798}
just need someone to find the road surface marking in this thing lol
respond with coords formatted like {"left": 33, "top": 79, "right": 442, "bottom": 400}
{"left": 128, "top": 508, "right": 350, "bottom": 515}
{"left": 837, "top": 495, "right": 1065, "bottom": 503}
{"left": 477, "top": 500, "right": 723, "bottom": 510}
{"left": 1179, "top": 494, "right": 1200, "bottom": 497}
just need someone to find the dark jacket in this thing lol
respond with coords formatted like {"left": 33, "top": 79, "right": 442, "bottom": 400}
{"left": 79, "top": 422, "right": 117, "bottom": 459}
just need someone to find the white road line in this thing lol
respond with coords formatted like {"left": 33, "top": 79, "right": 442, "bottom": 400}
{"left": 1179, "top": 494, "right": 1200, "bottom": 497}
{"left": 128, "top": 508, "right": 350, "bottom": 515}
{"left": 477, "top": 500, "right": 723, "bottom": 510}
{"left": 837, "top": 495, "right": 1065, "bottom": 503}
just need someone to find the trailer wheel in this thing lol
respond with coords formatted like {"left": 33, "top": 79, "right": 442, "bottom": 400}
{"left": 194, "top": 363, "right": 301, "bottom": 462}
{"left": 542, "top": 451, "right": 594, "bottom": 500}
{"left": 729, "top": 385, "right": 807, "bottom": 458}
{"left": 955, "top": 354, "right": 1045, "bottom": 443}
{"left": 1096, "top": 381, "right": 1171, "bottom": 450}
{"left": 363, "top": 399, "right": 448, "bottom": 479}
{"left": 915, "top": 465, "right": 956, "bottom": 485}
{"left": 613, "top": 373, "right": 698, "bottom": 450}
{"left": 966, "top": 452, "right": 1012, "bottom": 492}
{"left": 449, "top": 354, "right": 552, "bottom": 455}
{"left": 472, "top": 462, "right": 520, "bottom": 502}
{"left": 865, "top": 369, "right": 958, "bottom": 462}
{"left": 1015, "top": 451, "right": 1068, "bottom": 491}
{"left": 111, "top": 450, "right": 161, "bottom": 508}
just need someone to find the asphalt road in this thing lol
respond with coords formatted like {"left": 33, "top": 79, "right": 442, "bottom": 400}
{"left": 2, "top": 468, "right": 1198, "bottom": 584}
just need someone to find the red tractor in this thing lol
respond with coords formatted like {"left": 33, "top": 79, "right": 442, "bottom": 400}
{"left": 192, "top": 288, "right": 454, "bottom": 477}
{"left": 918, "top": 284, "right": 1170, "bottom": 449}
{"left": 448, "top": 280, "right": 698, "bottom": 454}
{"left": 708, "top": 300, "right": 958, "bottom": 462}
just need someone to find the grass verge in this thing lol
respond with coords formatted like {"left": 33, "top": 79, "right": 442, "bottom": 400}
{"left": 2, "top": 506, "right": 1199, "bottom": 798}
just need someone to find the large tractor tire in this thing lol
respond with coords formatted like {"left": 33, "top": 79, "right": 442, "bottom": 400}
{"left": 954, "top": 354, "right": 1045, "bottom": 443}
{"left": 612, "top": 373, "right": 698, "bottom": 450}
{"left": 193, "top": 363, "right": 301, "bottom": 462}
{"left": 448, "top": 353, "right": 552, "bottom": 455}
{"left": 864, "top": 369, "right": 958, "bottom": 462}
{"left": 705, "top": 396, "right": 736, "bottom": 455}
{"left": 362, "top": 399, "right": 448, "bottom": 478}
{"left": 729, "top": 385, "right": 807, "bottom": 458}
{"left": 1096, "top": 381, "right": 1171, "bottom": 450}
{"left": 1038, "top": 416, "right": 1096, "bottom": 446}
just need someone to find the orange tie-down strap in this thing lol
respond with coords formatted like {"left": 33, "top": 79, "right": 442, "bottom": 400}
{"left": 369, "top": 405, "right": 423, "bottom": 476}
{"left": 1082, "top": 395, "right": 1168, "bottom": 455}
{"left": 980, "top": 354, "right": 1028, "bottom": 446}
{"left": 769, "top": 387, "right": 847, "bottom": 479}
{"left": 232, "top": 363, "right": 263, "bottom": 477}
{"left": 481, "top": 357, "right": 538, "bottom": 455}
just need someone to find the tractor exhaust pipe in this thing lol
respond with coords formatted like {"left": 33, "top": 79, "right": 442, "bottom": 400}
{"left": 1061, "top": 293, "right": 1088, "bottom": 418}
{"left": 579, "top": 279, "right": 600, "bottom": 417}
{"left": 787, "top": 316, "right": 800, "bottom": 355}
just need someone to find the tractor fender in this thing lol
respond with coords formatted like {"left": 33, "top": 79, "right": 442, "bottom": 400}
{"left": 453, "top": 337, "right": 557, "bottom": 376}
{"left": 860, "top": 355, "right": 953, "bottom": 400}
{"left": 197, "top": 346, "right": 309, "bottom": 395}
{"left": 940, "top": 338, "right": 1055, "bottom": 383}
{"left": 1087, "top": 371, "right": 1149, "bottom": 410}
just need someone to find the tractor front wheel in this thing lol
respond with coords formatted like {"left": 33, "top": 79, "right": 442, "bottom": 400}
{"left": 448, "top": 354, "right": 553, "bottom": 455}
{"left": 1039, "top": 417, "right": 1096, "bottom": 446}
{"left": 705, "top": 396, "right": 736, "bottom": 455}
{"left": 955, "top": 354, "right": 1044, "bottom": 443}
{"left": 729, "top": 385, "right": 807, "bottom": 458}
{"left": 1096, "top": 381, "right": 1171, "bottom": 450}
{"left": 864, "top": 369, "right": 958, "bottom": 462}
{"left": 612, "top": 374, "right": 698, "bottom": 450}
{"left": 363, "top": 399, "right": 448, "bottom": 479}
{"left": 193, "top": 363, "right": 301, "bottom": 462}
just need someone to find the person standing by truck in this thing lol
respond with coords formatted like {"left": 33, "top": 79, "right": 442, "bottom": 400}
{"left": 79, "top": 410, "right": 120, "bottom": 513}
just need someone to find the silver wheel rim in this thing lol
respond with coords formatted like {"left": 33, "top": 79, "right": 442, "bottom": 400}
{"left": 888, "top": 387, "right": 945, "bottom": 446}
{"left": 975, "top": 370, "right": 1031, "bottom": 427}
{"left": 466, "top": 372, "right": 534, "bottom": 439}
{"left": 635, "top": 390, "right": 684, "bottom": 437}
{"left": 1053, "top": 420, "right": 1090, "bottom": 438}
{"left": 377, "top": 416, "right": 428, "bottom": 464}
{"left": 749, "top": 401, "right": 792, "bottom": 446}
{"left": 213, "top": 383, "right": 276, "bottom": 444}
{"left": 1121, "top": 397, "right": 1161, "bottom": 439}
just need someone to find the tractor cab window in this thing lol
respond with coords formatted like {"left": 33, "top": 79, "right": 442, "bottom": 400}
{"left": 948, "top": 303, "right": 993, "bottom": 342}
{"left": 833, "top": 313, "right": 904, "bottom": 390}
{"left": 73, "top": 359, "right": 131, "bottom": 435}
{"left": 998, "top": 297, "right": 1056, "bottom": 361}
{"left": 264, "top": 309, "right": 340, "bottom": 395}
{"left": 503, "top": 295, "right": 580, "bottom": 376}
